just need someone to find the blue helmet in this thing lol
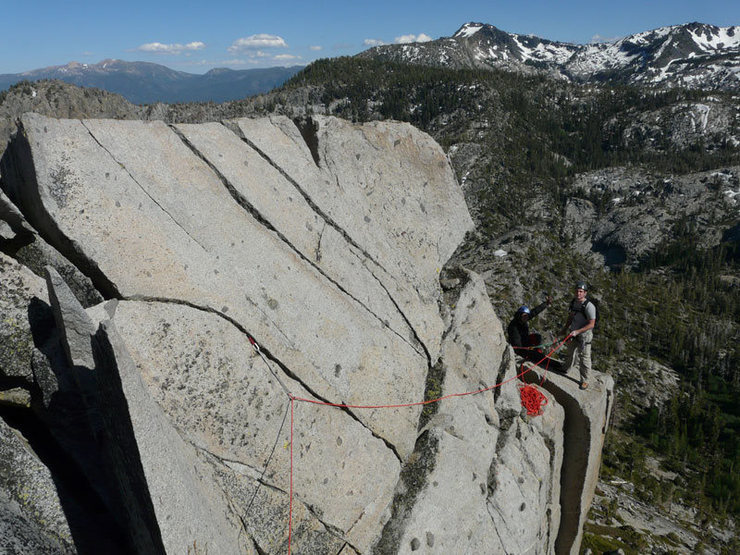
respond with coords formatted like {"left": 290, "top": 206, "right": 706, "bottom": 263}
{"left": 517, "top": 305, "right": 531, "bottom": 315}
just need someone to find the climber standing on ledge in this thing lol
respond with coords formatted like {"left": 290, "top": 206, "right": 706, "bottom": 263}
{"left": 561, "top": 281, "right": 596, "bottom": 390}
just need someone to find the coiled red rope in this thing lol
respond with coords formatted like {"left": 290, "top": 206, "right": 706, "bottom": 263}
{"left": 519, "top": 384, "right": 548, "bottom": 416}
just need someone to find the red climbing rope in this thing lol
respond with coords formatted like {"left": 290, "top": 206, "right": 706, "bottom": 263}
{"left": 290, "top": 356, "right": 537, "bottom": 409}
{"left": 513, "top": 333, "right": 573, "bottom": 386}
{"left": 288, "top": 398, "right": 294, "bottom": 555}
{"left": 252, "top": 332, "right": 572, "bottom": 554}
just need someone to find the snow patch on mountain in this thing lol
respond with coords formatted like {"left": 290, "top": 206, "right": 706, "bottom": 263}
{"left": 689, "top": 26, "right": 740, "bottom": 51}
{"left": 456, "top": 23, "right": 484, "bottom": 39}
{"left": 362, "top": 21, "right": 740, "bottom": 92}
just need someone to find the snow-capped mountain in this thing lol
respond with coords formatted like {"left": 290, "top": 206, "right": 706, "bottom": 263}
{"left": 359, "top": 22, "right": 740, "bottom": 91}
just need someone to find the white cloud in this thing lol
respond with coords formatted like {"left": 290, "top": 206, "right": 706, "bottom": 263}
{"left": 394, "top": 33, "right": 433, "bottom": 44}
{"left": 275, "top": 54, "right": 302, "bottom": 61}
{"left": 364, "top": 38, "right": 385, "bottom": 47}
{"left": 228, "top": 34, "right": 288, "bottom": 53}
{"left": 136, "top": 41, "right": 205, "bottom": 54}
{"left": 309, "top": 45, "right": 323, "bottom": 51}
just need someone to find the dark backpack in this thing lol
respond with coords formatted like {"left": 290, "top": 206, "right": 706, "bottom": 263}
{"left": 574, "top": 297, "right": 600, "bottom": 331}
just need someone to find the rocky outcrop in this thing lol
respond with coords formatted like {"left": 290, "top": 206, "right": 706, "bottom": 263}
{"left": 0, "top": 112, "right": 613, "bottom": 553}
{"left": 378, "top": 271, "right": 565, "bottom": 554}
{"left": 523, "top": 367, "right": 615, "bottom": 554}
{"left": 0, "top": 251, "right": 48, "bottom": 386}
{"left": 565, "top": 166, "right": 740, "bottom": 267}
{"left": 0, "top": 417, "right": 74, "bottom": 553}
{"left": 0, "top": 80, "right": 145, "bottom": 164}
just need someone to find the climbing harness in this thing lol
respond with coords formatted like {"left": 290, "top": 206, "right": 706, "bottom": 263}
{"left": 509, "top": 333, "right": 574, "bottom": 417}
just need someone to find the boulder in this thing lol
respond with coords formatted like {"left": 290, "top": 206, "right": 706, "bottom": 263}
{"left": 0, "top": 251, "right": 49, "bottom": 385}
{"left": 0, "top": 418, "right": 74, "bottom": 553}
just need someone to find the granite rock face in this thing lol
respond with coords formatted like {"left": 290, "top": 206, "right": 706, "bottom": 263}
{"left": 523, "top": 367, "right": 615, "bottom": 554}
{"left": 383, "top": 271, "right": 565, "bottom": 555}
{"left": 0, "top": 418, "right": 74, "bottom": 554}
{"left": 565, "top": 165, "right": 740, "bottom": 267}
{"left": 0, "top": 112, "right": 613, "bottom": 554}
{"left": 0, "top": 251, "right": 49, "bottom": 386}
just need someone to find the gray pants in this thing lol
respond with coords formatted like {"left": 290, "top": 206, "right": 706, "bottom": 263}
{"left": 564, "top": 330, "right": 592, "bottom": 383}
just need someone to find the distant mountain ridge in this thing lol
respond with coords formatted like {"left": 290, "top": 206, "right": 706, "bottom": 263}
{"left": 359, "top": 22, "right": 740, "bottom": 91}
{"left": 0, "top": 59, "right": 303, "bottom": 104}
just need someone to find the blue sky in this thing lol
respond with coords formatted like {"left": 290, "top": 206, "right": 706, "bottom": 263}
{"left": 2, "top": 0, "right": 738, "bottom": 74}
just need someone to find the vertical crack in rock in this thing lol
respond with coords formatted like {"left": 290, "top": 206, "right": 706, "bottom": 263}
{"left": 0, "top": 122, "right": 121, "bottom": 301}
{"left": 542, "top": 436, "right": 557, "bottom": 552}
{"left": 489, "top": 415, "right": 515, "bottom": 481}
{"left": 554, "top": 399, "right": 590, "bottom": 555}
{"left": 494, "top": 346, "right": 513, "bottom": 404}
{"left": 315, "top": 222, "right": 326, "bottom": 263}
{"left": 416, "top": 358, "right": 446, "bottom": 433}
{"left": 603, "top": 387, "right": 613, "bottom": 434}
{"left": 521, "top": 371, "right": 593, "bottom": 555}
{"left": 170, "top": 124, "right": 421, "bottom": 359}
{"left": 80, "top": 122, "right": 210, "bottom": 254}
{"left": 373, "top": 430, "right": 439, "bottom": 554}
{"left": 486, "top": 502, "right": 511, "bottom": 553}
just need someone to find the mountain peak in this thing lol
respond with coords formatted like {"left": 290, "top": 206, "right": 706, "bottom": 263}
{"left": 204, "top": 67, "right": 234, "bottom": 76}
{"left": 454, "top": 22, "right": 487, "bottom": 39}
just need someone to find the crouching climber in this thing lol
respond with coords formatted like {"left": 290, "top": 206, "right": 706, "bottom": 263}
{"left": 561, "top": 281, "right": 596, "bottom": 390}
{"left": 507, "top": 295, "right": 552, "bottom": 351}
